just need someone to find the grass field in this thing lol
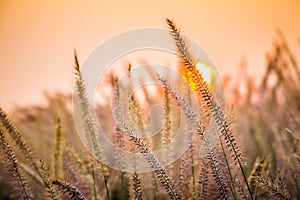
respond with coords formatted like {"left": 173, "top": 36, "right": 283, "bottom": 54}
{"left": 0, "top": 19, "right": 299, "bottom": 200}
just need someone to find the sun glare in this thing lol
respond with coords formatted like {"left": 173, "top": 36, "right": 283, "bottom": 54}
{"left": 196, "top": 62, "right": 213, "bottom": 86}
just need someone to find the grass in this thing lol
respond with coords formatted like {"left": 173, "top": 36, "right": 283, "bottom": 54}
{"left": 0, "top": 19, "right": 299, "bottom": 200}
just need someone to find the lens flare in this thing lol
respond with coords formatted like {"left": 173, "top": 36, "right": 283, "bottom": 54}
{"left": 179, "top": 61, "right": 215, "bottom": 92}
{"left": 196, "top": 62, "right": 213, "bottom": 86}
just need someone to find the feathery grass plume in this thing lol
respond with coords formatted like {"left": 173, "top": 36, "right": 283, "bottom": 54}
{"left": 162, "top": 86, "right": 172, "bottom": 162}
{"left": 117, "top": 121, "right": 180, "bottom": 200}
{"left": 73, "top": 49, "right": 110, "bottom": 199}
{"left": 248, "top": 157, "right": 268, "bottom": 196}
{"left": 129, "top": 141, "right": 141, "bottom": 198}
{"left": 52, "top": 179, "right": 86, "bottom": 200}
{"left": 256, "top": 177, "right": 291, "bottom": 200}
{"left": 113, "top": 78, "right": 126, "bottom": 171}
{"left": 0, "top": 130, "right": 33, "bottom": 200}
{"left": 157, "top": 76, "right": 198, "bottom": 122}
{"left": 165, "top": 18, "right": 210, "bottom": 105}
{"left": 0, "top": 108, "right": 40, "bottom": 175}
{"left": 127, "top": 64, "right": 146, "bottom": 200}
{"left": 158, "top": 76, "right": 202, "bottom": 199}
{"left": 19, "top": 163, "right": 48, "bottom": 199}
{"left": 158, "top": 75, "right": 204, "bottom": 198}
{"left": 127, "top": 83, "right": 143, "bottom": 140}
{"left": 155, "top": 78, "right": 230, "bottom": 199}
{"left": 40, "top": 159, "right": 58, "bottom": 200}
{"left": 74, "top": 49, "right": 103, "bottom": 161}
{"left": 179, "top": 84, "right": 198, "bottom": 199}
{"left": 197, "top": 126, "right": 231, "bottom": 200}
{"left": 127, "top": 64, "right": 146, "bottom": 147}
{"left": 0, "top": 108, "right": 58, "bottom": 198}
{"left": 185, "top": 86, "right": 197, "bottom": 199}
{"left": 196, "top": 160, "right": 209, "bottom": 200}
{"left": 132, "top": 172, "right": 143, "bottom": 200}
{"left": 165, "top": 19, "right": 193, "bottom": 69}
{"left": 120, "top": 66, "right": 159, "bottom": 199}
{"left": 166, "top": 18, "right": 251, "bottom": 199}
{"left": 53, "top": 118, "right": 63, "bottom": 179}
{"left": 112, "top": 78, "right": 131, "bottom": 199}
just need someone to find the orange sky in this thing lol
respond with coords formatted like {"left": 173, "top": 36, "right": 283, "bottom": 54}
{"left": 0, "top": 0, "right": 300, "bottom": 110}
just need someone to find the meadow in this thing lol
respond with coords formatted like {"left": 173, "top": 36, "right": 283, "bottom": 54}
{"left": 0, "top": 19, "right": 299, "bottom": 200}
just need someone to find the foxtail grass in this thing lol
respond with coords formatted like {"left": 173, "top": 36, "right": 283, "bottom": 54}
{"left": 117, "top": 120, "right": 180, "bottom": 200}
{"left": 0, "top": 130, "right": 33, "bottom": 199}
{"left": 52, "top": 179, "right": 86, "bottom": 200}
{"left": 40, "top": 159, "right": 58, "bottom": 200}
{"left": 53, "top": 118, "right": 63, "bottom": 179}
{"left": 73, "top": 49, "right": 111, "bottom": 200}
{"left": 0, "top": 108, "right": 40, "bottom": 175}
{"left": 166, "top": 18, "right": 252, "bottom": 200}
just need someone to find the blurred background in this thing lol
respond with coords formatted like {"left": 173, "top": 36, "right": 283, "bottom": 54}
{"left": 0, "top": 0, "right": 300, "bottom": 109}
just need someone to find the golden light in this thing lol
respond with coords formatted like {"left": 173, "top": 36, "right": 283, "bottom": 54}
{"left": 196, "top": 62, "right": 214, "bottom": 86}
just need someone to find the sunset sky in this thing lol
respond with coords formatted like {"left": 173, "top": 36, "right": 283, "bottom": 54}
{"left": 1, "top": 0, "right": 299, "bottom": 110}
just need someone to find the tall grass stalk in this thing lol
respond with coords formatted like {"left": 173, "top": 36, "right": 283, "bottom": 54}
{"left": 166, "top": 18, "right": 251, "bottom": 200}
{"left": 73, "top": 50, "right": 111, "bottom": 200}
{"left": 0, "top": 130, "right": 33, "bottom": 199}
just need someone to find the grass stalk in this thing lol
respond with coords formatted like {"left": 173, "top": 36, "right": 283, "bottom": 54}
{"left": 166, "top": 18, "right": 251, "bottom": 200}
{"left": 52, "top": 179, "right": 86, "bottom": 200}
{"left": 118, "top": 120, "right": 180, "bottom": 200}
{"left": 73, "top": 50, "right": 111, "bottom": 200}
{"left": 0, "top": 130, "right": 33, "bottom": 200}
